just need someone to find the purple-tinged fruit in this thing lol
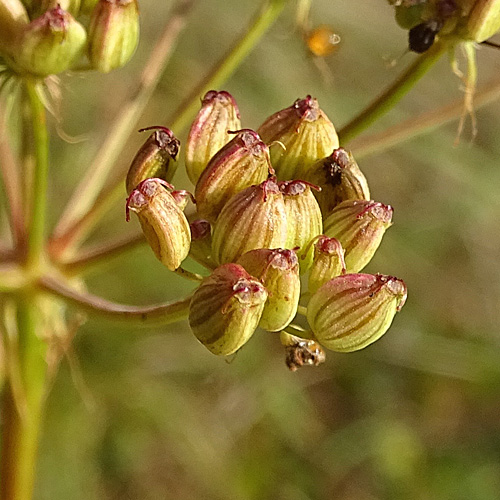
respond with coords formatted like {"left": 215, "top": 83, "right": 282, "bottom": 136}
{"left": 126, "top": 178, "right": 191, "bottom": 271}
{"left": 308, "top": 236, "right": 345, "bottom": 294}
{"left": 323, "top": 200, "right": 393, "bottom": 273}
{"left": 237, "top": 248, "right": 300, "bottom": 332}
{"left": 189, "top": 263, "right": 268, "bottom": 355}
{"left": 125, "top": 126, "right": 180, "bottom": 194}
{"left": 195, "top": 129, "right": 273, "bottom": 223}
{"left": 307, "top": 273, "right": 407, "bottom": 352}
{"left": 186, "top": 90, "right": 242, "bottom": 185}
{"left": 212, "top": 178, "right": 287, "bottom": 265}
{"left": 257, "top": 95, "right": 338, "bottom": 180}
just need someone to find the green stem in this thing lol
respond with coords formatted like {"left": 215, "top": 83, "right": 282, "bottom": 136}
{"left": 60, "top": 232, "right": 145, "bottom": 277}
{"left": 1, "top": 79, "right": 50, "bottom": 500}
{"left": 49, "top": 0, "right": 289, "bottom": 261}
{"left": 350, "top": 79, "right": 500, "bottom": 159}
{"left": 38, "top": 275, "right": 192, "bottom": 326}
{"left": 1, "top": 294, "right": 48, "bottom": 500}
{"left": 338, "top": 41, "right": 447, "bottom": 144}
{"left": 24, "top": 80, "right": 48, "bottom": 269}
{"left": 169, "top": 0, "right": 289, "bottom": 133}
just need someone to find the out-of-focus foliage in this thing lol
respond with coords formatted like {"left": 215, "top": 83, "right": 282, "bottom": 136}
{"left": 31, "top": 1, "right": 500, "bottom": 498}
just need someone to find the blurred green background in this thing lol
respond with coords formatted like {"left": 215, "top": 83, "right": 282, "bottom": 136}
{"left": 10, "top": 0, "right": 500, "bottom": 498}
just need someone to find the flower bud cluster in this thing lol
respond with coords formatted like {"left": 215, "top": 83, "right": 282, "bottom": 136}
{"left": 124, "top": 90, "right": 408, "bottom": 369}
{"left": 0, "top": 0, "right": 139, "bottom": 76}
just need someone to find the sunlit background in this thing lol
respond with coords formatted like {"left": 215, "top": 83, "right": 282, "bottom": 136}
{"left": 21, "top": 1, "right": 500, "bottom": 498}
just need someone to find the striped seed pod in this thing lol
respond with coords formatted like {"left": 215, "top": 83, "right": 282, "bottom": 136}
{"left": 125, "top": 126, "right": 180, "bottom": 194}
{"left": 308, "top": 236, "right": 346, "bottom": 294}
{"left": 211, "top": 178, "right": 288, "bottom": 265}
{"left": 237, "top": 248, "right": 300, "bottom": 332}
{"left": 185, "top": 90, "right": 241, "bottom": 185}
{"left": 87, "top": 0, "right": 139, "bottom": 73}
{"left": 279, "top": 180, "right": 323, "bottom": 273}
{"left": 323, "top": 200, "right": 393, "bottom": 273}
{"left": 189, "top": 263, "right": 268, "bottom": 355}
{"left": 126, "top": 178, "right": 191, "bottom": 271}
{"left": 195, "top": 129, "right": 273, "bottom": 223}
{"left": 257, "top": 95, "right": 339, "bottom": 181}
{"left": 307, "top": 147, "right": 370, "bottom": 217}
{"left": 307, "top": 273, "right": 407, "bottom": 352}
{"left": 14, "top": 5, "right": 86, "bottom": 76}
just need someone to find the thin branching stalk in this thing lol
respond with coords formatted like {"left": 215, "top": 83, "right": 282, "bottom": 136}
{"left": 38, "top": 275, "right": 192, "bottom": 326}
{"left": 0, "top": 103, "right": 26, "bottom": 250}
{"left": 60, "top": 232, "right": 145, "bottom": 276}
{"left": 351, "top": 79, "right": 500, "bottom": 159}
{"left": 52, "top": 0, "right": 198, "bottom": 242}
{"left": 49, "top": 0, "right": 290, "bottom": 262}
{"left": 338, "top": 41, "right": 447, "bottom": 144}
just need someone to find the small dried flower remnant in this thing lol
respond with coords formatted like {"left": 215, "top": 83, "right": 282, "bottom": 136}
{"left": 280, "top": 331, "right": 326, "bottom": 371}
